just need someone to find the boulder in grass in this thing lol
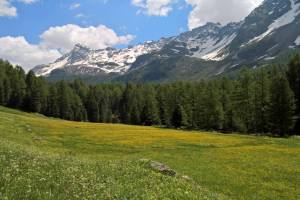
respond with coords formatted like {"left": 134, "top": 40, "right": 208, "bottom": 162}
{"left": 33, "top": 136, "right": 44, "bottom": 141}
{"left": 181, "top": 175, "right": 192, "bottom": 181}
{"left": 150, "top": 161, "right": 176, "bottom": 176}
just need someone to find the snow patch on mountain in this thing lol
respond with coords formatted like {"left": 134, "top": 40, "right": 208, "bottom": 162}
{"left": 248, "top": 0, "right": 300, "bottom": 44}
{"left": 201, "top": 33, "right": 236, "bottom": 61}
{"left": 33, "top": 0, "right": 300, "bottom": 79}
{"left": 295, "top": 35, "right": 300, "bottom": 45}
{"left": 34, "top": 41, "right": 164, "bottom": 76}
{"left": 174, "top": 22, "right": 240, "bottom": 61}
{"left": 36, "top": 57, "right": 69, "bottom": 77}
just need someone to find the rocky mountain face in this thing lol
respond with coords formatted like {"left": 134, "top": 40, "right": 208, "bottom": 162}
{"left": 33, "top": 0, "right": 300, "bottom": 82}
{"left": 33, "top": 40, "right": 166, "bottom": 77}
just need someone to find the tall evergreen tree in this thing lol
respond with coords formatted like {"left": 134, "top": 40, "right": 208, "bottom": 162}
{"left": 287, "top": 54, "right": 300, "bottom": 133}
{"left": 198, "top": 83, "right": 224, "bottom": 130}
{"left": 8, "top": 66, "right": 26, "bottom": 108}
{"left": 86, "top": 88, "right": 99, "bottom": 122}
{"left": 57, "top": 81, "right": 74, "bottom": 120}
{"left": 219, "top": 78, "right": 235, "bottom": 132}
{"left": 171, "top": 104, "right": 188, "bottom": 128}
{"left": 268, "top": 75, "right": 295, "bottom": 136}
{"left": 24, "top": 71, "right": 42, "bottom": 112}
{"left": 140, "top": 87, "right": 160, "bottom": 126}
{"left": 119, "top": 83, "right": 142, "bottom": 124}
{"left": 156, "top": 85, "right": 172, "bottom": 127}
{"left": 232, "top": 70, "right": 255, "bottom": 132}
{"left": 253, "top": 69, "right": 270, "bottom": 133}
{"left": 46, "top": 85, "right": 59, "bottom": 117}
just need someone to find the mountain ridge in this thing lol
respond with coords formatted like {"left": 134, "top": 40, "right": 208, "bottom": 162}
{"left": 33, "top": 0, "right": 300, "bottom": 82}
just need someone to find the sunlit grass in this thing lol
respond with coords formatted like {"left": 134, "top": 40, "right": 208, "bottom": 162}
{"left": 0, "top": 106, "right": 299, "bottom": 199}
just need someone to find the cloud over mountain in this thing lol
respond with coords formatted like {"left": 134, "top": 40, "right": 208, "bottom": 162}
{"left": 0, "top": 36, "right": 60, "bottom": 71}
{"left": 40, "top": 24, "right": 135, "bottom": 53}
{"left": 0, "top": 24, "right": 134, "bottom": 70}
{"left": 186, "top": 0, "right": 264, "bottom": 30}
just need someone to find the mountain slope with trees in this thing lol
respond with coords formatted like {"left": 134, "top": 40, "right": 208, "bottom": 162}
{"left": 33, "top": 0, "right": 300, "bottom": 83}
{"left": 1, "top": 54, "right": 300, "bottom": 136}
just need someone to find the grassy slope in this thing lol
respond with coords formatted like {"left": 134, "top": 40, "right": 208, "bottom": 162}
{"left": 0, "top": 106, "right": 299, "bottom": 200}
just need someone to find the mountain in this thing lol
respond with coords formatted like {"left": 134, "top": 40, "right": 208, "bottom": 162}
{"left": 33, "top": 40, "right": 167, "bottom": 76}
{"left": 33, "top": 0, "right": 300, "bottom": 82}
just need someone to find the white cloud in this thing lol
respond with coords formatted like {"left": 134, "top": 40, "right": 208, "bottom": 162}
{"left": 131, "top": 0, "right": 263, "bottom": 28}
{"left": 75, "top": 13, "right": 85, "bottom": 18}
{"left": 70, "top": 3, "right": 80, "bottom": 10}
{"left": 186, "top": 0, "right": 264, "bottom": 30}
{"left": 0, "top": 24, "right": 135, "bottom": 70}
{"left": 0, "top": 36, "right": 61, "bottom": 71}
{"left": 132, "top": 0, "right": 175, "bottom": 16}
{"left": 18, "top": 0, "right": 39, "bottom": 4}
{"left": 0, "top": 0, "right": 17, "bottom": 17}
{"left": 0, "top": 0, "right": 38, "bottom": 17}
{"left": 40, "top": 24, "right": 135, "bottom": 53}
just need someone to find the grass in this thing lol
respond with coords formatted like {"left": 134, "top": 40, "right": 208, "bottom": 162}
{"left": 0, "top": 106, "right": 299, "bottom": 199}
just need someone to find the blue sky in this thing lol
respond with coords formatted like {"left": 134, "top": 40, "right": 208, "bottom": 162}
{"left": 0, "top": 0, "right": 190, "bottom": 45}
{"left": 0, "top": 0, "right": 263, "bottom": 70}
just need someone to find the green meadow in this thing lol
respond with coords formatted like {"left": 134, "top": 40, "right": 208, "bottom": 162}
{"left": 0, "top": 106, "right": 299, "bottom": 200}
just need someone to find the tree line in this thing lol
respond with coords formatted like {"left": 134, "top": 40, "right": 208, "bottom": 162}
{"left": 0, "top": 54, "right": 300, "bottom": 137}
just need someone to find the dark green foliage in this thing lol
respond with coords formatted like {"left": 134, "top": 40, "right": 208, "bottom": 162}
{"left": 24, "top": 71, "right": 46, "bottom": 113}
{"left": 219, "top": 78, "right": 235, "bottom": 132}
{"left": 269, "top": 75, "right": 295, "bottom": 136}
{"left": 253, "top": 69, "right": 270, "bottom": 133}
{"left": 7, "top": 66, "right": 26, "bottom": 108}
{"left": 86, "top": 88, "right": 100, "bottom": 122}
{"left": 287, "top": 54, "right": 300, "bottom": 133}
{"left": 119, "top": 83, "right": 143, "bottom": 125}
{"left": 46, "top": 85, "right": 59, "bottom": 117}
{"left": 0, "top": 57, "right": 299, "bottom": 136}
{"left": 57, "top": 81, "right": 74, "bottom": 120}
{"left": 202, "top": 83, "right": 224, "bottom": 130}
{"left": 171, "top": 104, "right": 188, "bottom": 128}
{"left": 232, "top": 70, "right": 255, "bottom": 132}
{"left": 140, "top": 86, "right": 160, "bottom": 126}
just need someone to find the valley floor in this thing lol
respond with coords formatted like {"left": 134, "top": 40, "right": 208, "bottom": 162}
{"left": 0, "top": 106, "right": 299, "bottom": 199}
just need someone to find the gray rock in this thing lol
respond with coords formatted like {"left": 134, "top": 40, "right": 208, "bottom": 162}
{"left": 33, "top": 136, "right": 43, "bottom": 141}
{"left": 150, "top": 161, "right": 176, "bottom": 176}
{"left": 181, "top": 175, "right": 192, "bottom": 181}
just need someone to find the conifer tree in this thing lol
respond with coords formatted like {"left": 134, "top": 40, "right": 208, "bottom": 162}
{"left": 86, "top": 88, "right": 99, "bottom": 122}
{"left": 8, "top": 66, "right": 26, "bottom": 108}
{"left": 72, "top": 94, "right": 86, "bottom": 121}
{"left": 268, "top": 75, "right": 295, "bottom": 136}
{"left": 171, "top": 104, "right": 188, "bottom": 128}
{"left": 287, "top": 54, "right": 300, "bottom": 133}
{"left": 232, "top": 70, "right": 255, "bottom": 132}
{"left": 253, "top": 69, "right": 270, "bottom": 133}
{"left": 140, "top": 87, "right": 160, "bottom": 126}
{"left": 219, "top": 78, "right": 235, "bottom": 132}
{"left": 202, "top": 83, "right": 224, "bottom": 130}
{"left": 47, "top": 85, "right": 59, "bottom": 117}
{"left": 156, "top": 85, "right": 172, "bottom": 127}
{"left": 24, "top": 71, "right": 42, "bottom": 112}
{"left": 57, "top": 81, "right": 73, "bottom": 120}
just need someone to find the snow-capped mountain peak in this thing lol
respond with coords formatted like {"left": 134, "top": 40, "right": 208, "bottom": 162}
{"left": 33, "top": 40, "right": 164, "bottom": 77}
{"left": 247, "top": 0, "right": 300, "bottom": 45}
{"left": 33, "top": 0, "right": 300, "bottom": 82}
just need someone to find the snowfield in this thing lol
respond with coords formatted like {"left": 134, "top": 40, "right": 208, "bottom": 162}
{"left": 248, "top": 0, "right": 300, "bottom": 44}
{"left": 295, "top": 35, "right": 300, "bottom": 45}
